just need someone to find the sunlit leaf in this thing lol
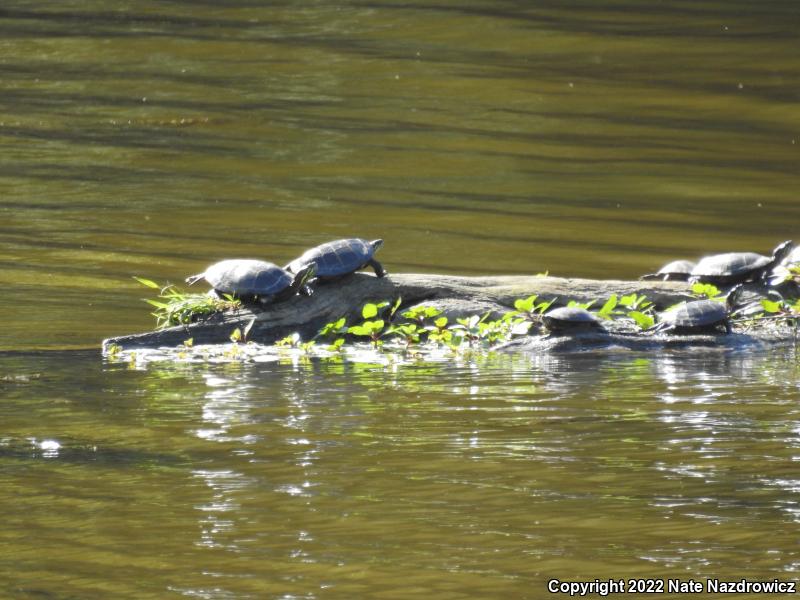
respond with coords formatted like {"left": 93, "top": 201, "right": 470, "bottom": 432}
{"left": 761, "top": 299, "right": 783, "bottom": 314}
{"left": 133, "top": 276, "right": 161, "bottom": 289}
{"left": 628, "top": 311, "right": 655, "bottom": 330}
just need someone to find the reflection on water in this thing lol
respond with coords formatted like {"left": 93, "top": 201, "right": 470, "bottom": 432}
{"left": 5, "top": 348, "right": 800, "bottom": 596}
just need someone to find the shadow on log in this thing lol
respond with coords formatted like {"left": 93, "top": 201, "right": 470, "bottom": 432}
{"left": 104, "top": 273, "right": 697, "bottom": 350}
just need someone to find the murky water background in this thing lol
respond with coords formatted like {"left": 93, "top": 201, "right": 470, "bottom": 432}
{"left": 2, "top": 1, "right": 800, "bottom": 597}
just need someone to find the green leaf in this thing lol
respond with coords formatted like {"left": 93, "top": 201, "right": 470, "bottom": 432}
{"left": 514, "top": 295, "right": 537, "bottom": 312}
{"left": 691, "top": 282, "right": 721, "bottom": 299}
{"left": 536, "top": 298, "right": 556, "bottom": 314}
{"left": 133, "top": 276, "right": 161, "bottom": 289}
{"left": 318, "top": 316, "right": 347, "bottom": 337}
{"left": 389, "top": 297, "right": 402, "bottom": 318}
{"left": 366, "top": 319, "right": 385, "bottom": 333}
{"left": 144, "top": 299, "right": 170, "bottom": 309}
{"left": 761, "top": 299, "right": 783, "bottom": 314}
{"left": 597, "top": 295, "right": 618, "bottom": 319}
{"left": 362, "top": 303, "right": 378, "bottom": 319}
{"left": 328, "top": 338, "right": 345, "bottom": 351}
{"left": 434, "top": 316, "right": 448, "bottom": 329}
{"left": 628, "top": 311, "right": 655, "bottom": 330}
{"left": 230, "top": 328, "right": 242, "bottom": 343}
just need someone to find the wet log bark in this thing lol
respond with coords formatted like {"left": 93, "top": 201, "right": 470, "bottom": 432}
{"left": 103, "top": 273, "right": 695, "bottom": 350}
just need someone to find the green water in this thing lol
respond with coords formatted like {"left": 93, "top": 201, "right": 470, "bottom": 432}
{"left": 2, "top": 1, "right": 800, "bottom": 598}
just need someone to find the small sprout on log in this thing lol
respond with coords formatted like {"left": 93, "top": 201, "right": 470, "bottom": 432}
{"left": 316, "top": 317, "right": 347, "bottom": 339}
{"left": 327, "top": 338, "right": 345, "bottom": 353}
{"left": 596, "top": 295, "right": 619, "bottom": 320}
{"left": 401, "top": 305, "right": 442, "bottom": 324}
{"left": 513, "top": 294, "right": 554, "bottom": 319}
{"left": 348, "top": 319, "right": 386, "bottom": 347}
{"left": 691, "top": 282, "right": 722, "bottom": 300}
{"left": 761, "top": 298, "right": 785, "bottom": 314}
{"left": 628, "top": 311, "right": 655, "bottom": 331}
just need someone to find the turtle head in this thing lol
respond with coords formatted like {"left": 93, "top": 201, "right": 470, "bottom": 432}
{"left": 370, "top": 239, "right": 384, "bottom": 253}
{"left": 772, "top": 240, "right": 795, "bottom": 263}
{"left": 291, "top": 262, "right": 317, "bottom": 296}
{"left": 726, "top": 283, "right": 745, "bottom": 311}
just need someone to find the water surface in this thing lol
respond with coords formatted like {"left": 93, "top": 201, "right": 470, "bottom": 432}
{"left": 2, "top": 1, "right": 800, "bottom": 597}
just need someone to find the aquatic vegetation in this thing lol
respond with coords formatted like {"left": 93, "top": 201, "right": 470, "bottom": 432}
{"left": 135, "top": 277, "right": 241, "bottom": 329}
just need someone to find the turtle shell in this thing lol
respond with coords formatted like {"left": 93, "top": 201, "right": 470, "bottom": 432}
{"left": 202, "top": 259, "right": 292, "bottom": 296}
{"left": 641, "top": 259, "right": 696, "bottom": 281}
{"left": 658, "top": 299, "right": 727, "bottom": 330}
{"left": 287, "top": 238, "right": 381, "bottom": 279}
{"left": 690, "top": 252, "right": 771, "bottom": 283}
{"left": 542, "top": 307, "right": 601, "bottom": 331}
{"left": 657, "top": 260, "right": 695, "bottom": 278}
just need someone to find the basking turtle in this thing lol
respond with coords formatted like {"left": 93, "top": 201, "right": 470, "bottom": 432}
{"left": 690, "top": 240, "right": 794, "bottom": 285}
{"left": 651, "top": 284, "right": 743, "bottom": 335}
{"left": 542, "top": 306, "right": 604, "bottom": 334}
{"left": 286, "top": 238, "right": 386, "bottom": 280}
{"left": 640, "top": 259, "right": 696, "bottom": 282}
{"left": 186, "top": 259, "right": 316, "bottom": 304}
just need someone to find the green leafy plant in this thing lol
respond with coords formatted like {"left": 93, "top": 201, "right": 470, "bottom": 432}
{"left": 628, "top": 311, "right": 655, "bottom": 330}
{"left": 567, "top": 299, "right": 596, "bottom": 310}
{"left": 513, "top": 294, "right": 554, "bottom": 319}
{"left": 619, "top": 293, "right": 653, "bottom": 312}
{"left": 691, "top": 282, "right": 722, "bottom": 300}
{"left": 386, "top": 322, "right": 423, "bottom": 348}
{"left": 316, "top": 317, "right": 347, "bottom": 339}
{"left": 401, "top": 305, "right": 442, "bottom": 324}
{"left": 347, "top": 302, "right": 390, "bottom": 347}
{"left": 619, "top": 293, "right": 655, "bottom": 330}
{"left": 596, "top": 295, "right": 619, "bottom": 320}
{"left": 135, "top": 276, "right": 241, "bottom": 329}
{"left": 327, "top": 338, "right": 345, "bottom": 353}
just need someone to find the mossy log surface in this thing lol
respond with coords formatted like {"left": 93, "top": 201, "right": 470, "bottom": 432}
{"left": 104, "top": 273, "right": 700, "bottom": 350}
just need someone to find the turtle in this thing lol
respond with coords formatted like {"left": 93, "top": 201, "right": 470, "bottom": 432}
{"left": 650, "top": 284, "right": 743, "bottom": 335}
{"left": 640, "top": 259, "right": 696, "bottom": 282}
{"left": 689, "top": 240, "right": 794, "bottom": 285}
{"left": 185, "top": 259, "right": 316, "bottom": 304}
{"left": 285, "top": 238, "right": 386, "bottom": 280}
{"left": 542, "top": 306, "right": 605, "bottom": 334}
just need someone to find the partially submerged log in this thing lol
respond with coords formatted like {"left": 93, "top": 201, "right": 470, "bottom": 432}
{"left": 104, "top": 273, "right": 697, "bottom": 350}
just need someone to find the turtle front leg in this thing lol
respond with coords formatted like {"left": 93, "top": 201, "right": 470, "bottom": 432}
{"left": 368, "top": 258, "right": 387, "bottom": 278}
{"left": 724, "top": 320, "right": 732, "bottom": 334}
